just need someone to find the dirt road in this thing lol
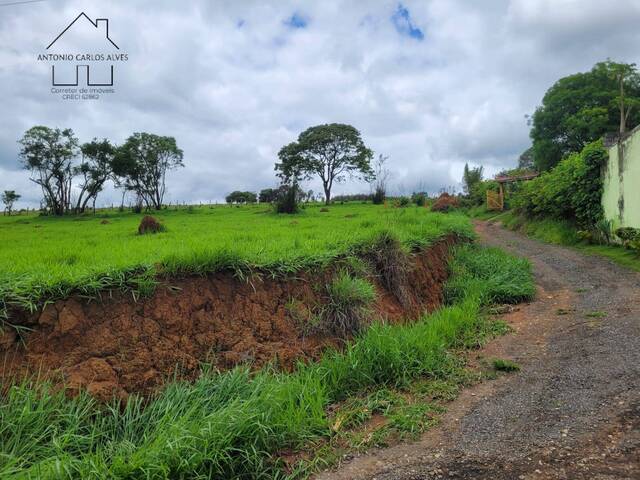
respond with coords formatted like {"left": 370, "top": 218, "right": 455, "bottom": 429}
{"left": 316, "top": 220, "right": 640, "bottom": 480}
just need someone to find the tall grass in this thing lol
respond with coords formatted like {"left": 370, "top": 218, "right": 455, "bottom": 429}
{"left": 445, "top": 244, "right": 536, "bottom": 305}
{"left": 0, "top": 244, "right": 532, "bottom": 479}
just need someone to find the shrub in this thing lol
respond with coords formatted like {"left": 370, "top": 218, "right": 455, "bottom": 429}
{"left": 321, "top": 272, "right": 376, "bottom": 336}
{"left": 372, "top": 186, "right": 385, "bottom": 205}
{"left": 431, "top": 193, "right": 459, "bottom": 212}
{"left": 397, "top": 196, "right": 410, "bottom": 207}
{"left": 615, "top": 227, "right": 640, "bottom": 251}
{"left": 512, "top": 140, "right": 606, "bottom": 228}
{"left": 411, "top": 192, "right": 426, "bottom": 207}
{"left": 274, "top": 184, "right": 299, "bottom": 214}
{"left": 137, "top": 215, "right": 164, "bottom": 235}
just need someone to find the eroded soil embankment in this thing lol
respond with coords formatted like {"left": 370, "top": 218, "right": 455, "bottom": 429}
{"left": 1, "top": 236, "right": 457, "bottom": 400}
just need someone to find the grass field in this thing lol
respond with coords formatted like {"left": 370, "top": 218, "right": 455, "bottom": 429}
{"left": 0, "top": 204, "right": 473, "bottom": 315}
{"left": 0, "top": 244, "right": 534, "bottom": 479}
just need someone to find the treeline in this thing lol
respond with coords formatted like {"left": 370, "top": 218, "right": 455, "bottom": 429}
{"left": 17, "top": 126, "right": 184, "bottom": 215}
{"left": 526, "top": 60, "right": 640, "bottom": 172}
{"left": 461, "top": 60, "right": 639, "bottom": 237}
{"left": 224, "top": 187, "right": 317, "bottom": 205}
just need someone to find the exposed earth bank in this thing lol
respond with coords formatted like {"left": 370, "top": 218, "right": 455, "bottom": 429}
{"left": 1, "top": 236, "right": 457, "bottom": 400}
{"left": 316, "top": 220, "right": 640, "bottom": 480}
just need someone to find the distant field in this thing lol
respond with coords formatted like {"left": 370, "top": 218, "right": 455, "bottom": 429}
{"left": 0, "top": 203, "right": 473, "bottom": 312}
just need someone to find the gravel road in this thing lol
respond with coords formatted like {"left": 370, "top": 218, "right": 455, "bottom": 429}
{"left": 316, "top": 220, "right": 640, "bottom": 480}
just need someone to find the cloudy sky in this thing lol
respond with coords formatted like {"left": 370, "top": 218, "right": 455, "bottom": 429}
{"left": 2, "top": 0, "right": 640, "bottom": 207}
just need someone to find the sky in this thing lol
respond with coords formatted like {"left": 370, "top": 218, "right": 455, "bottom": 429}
{"left": 2, "top": 0, "right": 640, "bottom": 208}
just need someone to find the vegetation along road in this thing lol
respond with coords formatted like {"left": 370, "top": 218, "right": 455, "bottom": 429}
{"left": 318, "top": 220, "right": 640, "bottom": 480}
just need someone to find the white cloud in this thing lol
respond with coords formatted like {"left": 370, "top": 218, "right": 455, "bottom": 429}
{"left": 1, "top": 0, "right": 640, "bottom": 208}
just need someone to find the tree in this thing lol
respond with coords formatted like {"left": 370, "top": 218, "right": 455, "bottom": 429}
{"left": 225, "top": 191, "right": 257, "bottom": 205}
{"left": 517, "top": 147, "right": 535, "bottom": 170}
{"left": 610, "top": 62, "right": 640, "bottom": 135}
{"left": 258, "top": 188, "right": 278, "bottom": 203}
{"left": 369, "top": 154, "right": 390, "bottom": 204}
{"left": 462, "top": 163, "right": 483, "bottom": 195}
{"left": 19, "top": 126, "right": 79, "bottom": 215}
{"left": 113, "top": 133, "right": 184, "bottom": 210}
{"left": 275, "top": 123, "right": 374, "bottom": 205}
{"left": 74, "top": 138, "right": 116, "bottom": 213}
{"left": 2, "top": 190, "right": 20, "bottom": 216}
{"left": 530, "top": 60, "right": 640, "bottom": 171}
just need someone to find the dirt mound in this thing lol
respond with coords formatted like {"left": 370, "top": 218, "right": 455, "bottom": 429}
{"left": 1, "top": 236, "right": 458, "bottom": 400}
{"left": 431, "top": 193, "right": 460, "bottom": 212}
{"left": 138, "top": 215, "right": 163, "bottom": 234}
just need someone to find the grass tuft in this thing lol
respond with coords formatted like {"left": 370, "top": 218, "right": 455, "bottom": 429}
{"left": 491, "top": 358, "right": 521, "bottom": 372}
{"left": 321, "top": 272, "right": 376, "bottom": 336}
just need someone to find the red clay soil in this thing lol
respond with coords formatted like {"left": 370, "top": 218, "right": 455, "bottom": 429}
{"left": 431, "top": 193, "right": 460, "bottom": 212}
{"left": 1, "top": 236, "right": 457, "bottom": 400}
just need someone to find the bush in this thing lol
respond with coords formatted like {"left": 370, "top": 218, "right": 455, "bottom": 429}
{"left": 322, "top": 272, "right": 376, "bottom": 336}
{"left": 274, "top": 184, "right": 299, "bottom": 214}
{"left": 137, "top": 215, "right": 164, "bottom": 235}
{"left": 411, "top": 192, "right": 426, "bottom": 207}
{"left": 372, "top": 186, "right": 385, "bottom": 205}
{"left": 615, "top": 227, "right": 640, "bottom": 251}
{"left": 467, "top": 179, "right": 500, "bottom": 207}
{"left": 394, "top": 196, "right": 410, "bottom": 207}
{"left": 512, "top": 140, "right": 606, "bottom": 228}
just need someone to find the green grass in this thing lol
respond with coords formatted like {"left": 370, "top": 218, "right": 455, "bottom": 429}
{"left": 491, "top": 358, "right": 521, "bottom": 372}
{"left": 0, "top": 204, "right": 473, "bottom": 316}
{"left": 322, "top": 271, "right": 376, "bottom": 335}
{"left": 497, "top": 211, "right": 640, "bottom": 272}
{"left": 445, "top": 244, "right": 536, "bottom": 305}
{"left": 0, "top": 243, "right": 533, "bottom": 479}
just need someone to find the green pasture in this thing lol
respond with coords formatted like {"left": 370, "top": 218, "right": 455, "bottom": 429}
{"left": 0, "top": 203, "right": 473, "bottom": 313}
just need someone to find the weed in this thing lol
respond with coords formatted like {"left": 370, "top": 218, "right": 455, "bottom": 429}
{"left": 386, "top": 402, "right": 439, "bottom": 438}
{"left": 491, "top": 358, "right": 521, "bottom": 372}
{"left": 585, "top": 310, "right": 607, "bottom": 318}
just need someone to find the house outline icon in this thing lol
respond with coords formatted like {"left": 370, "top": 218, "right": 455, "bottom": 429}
{"left": 47, "top": 12, "right": 119, "bottom": 87}
{"left": 47, "top": 12, "right": 119, "bottom": 50}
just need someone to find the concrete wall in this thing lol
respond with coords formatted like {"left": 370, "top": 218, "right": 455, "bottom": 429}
{"left": 603, "top": 126, "right": 640, "bottom": 229}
